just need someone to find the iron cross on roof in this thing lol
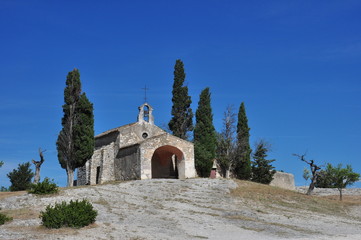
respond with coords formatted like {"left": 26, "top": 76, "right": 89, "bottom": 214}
{"left": 141, "top": 85, "right": 149, "bottom": 103}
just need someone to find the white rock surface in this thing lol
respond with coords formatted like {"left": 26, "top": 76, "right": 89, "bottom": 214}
{"left": 0, "top": 179, "right": 360, "bottom": 240}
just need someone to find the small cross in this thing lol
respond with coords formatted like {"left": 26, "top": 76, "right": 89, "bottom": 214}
{"left": 141, "top": 85, "right": 149, "bottom": 103}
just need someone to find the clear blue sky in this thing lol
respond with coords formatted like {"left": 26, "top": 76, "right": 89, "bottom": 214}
{"left": 1, "top": 0, "right": 360, "bottom": 188}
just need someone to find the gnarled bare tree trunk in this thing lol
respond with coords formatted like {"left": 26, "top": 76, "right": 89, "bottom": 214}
{"left": 294, "top": 154, "right": 321, "bottom": 195}
{"left": 338, "top": 188, "right": 343, "bottom": 201}
{"left": 32, "top": 148, "right": 46, "bottom": 184}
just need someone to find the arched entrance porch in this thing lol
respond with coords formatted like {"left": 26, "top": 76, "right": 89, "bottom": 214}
{"left": 151, "top": 145, "right": 185, "bottom": 179}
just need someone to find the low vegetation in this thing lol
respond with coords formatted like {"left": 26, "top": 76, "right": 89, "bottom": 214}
{"left": 7, "top": 162, "right": 34, "bottom": 191}
{"left": 251, "top": 140, "right": 276, "bottom": 184}
{"left": 28, "top": 178, "right": 59, "bottom": 195}
{"left": 40, "top": 199, "right": 97, "bottom": 229}
{"left": 0, "top": 211, "right": 12, "bottom": 225}
{"left": 316, "top": 163, "right": 360, "bottom": 200}
{"left": 231, "top": 180, "right": 361, "bottom": 217}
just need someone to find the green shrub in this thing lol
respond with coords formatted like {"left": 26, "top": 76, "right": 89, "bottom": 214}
{"left": 40, "top": 199, "right": 97, "bottom": 228}
{"left": 0, "top": 211, "right": 12, "bottom": 225}
{"left": 7, "top": 162, "right": 34, "bottom": 191}
{"left": 28, "top": 178, "right": 59, "bottom": 195}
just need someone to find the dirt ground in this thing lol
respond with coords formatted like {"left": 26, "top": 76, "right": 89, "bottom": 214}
{"left": 0, "top": 179, "right": 360, "bottom": 240}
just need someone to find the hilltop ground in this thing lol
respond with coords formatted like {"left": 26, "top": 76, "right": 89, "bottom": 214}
{"left": 0, "top": 179, "right": 360, "bottom": 240}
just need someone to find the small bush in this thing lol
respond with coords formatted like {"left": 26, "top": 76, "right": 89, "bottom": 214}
{"left": 40, "top": 199, "right": 97, "bottom": 229}
{"left": 7, "top": 162, "right": 34, "bottom": 191}
{"left": 28, "top": 178, "right": 59, "bottom": 195}
{"left": 0, "top": 211, "right": 12, "bottom": 225}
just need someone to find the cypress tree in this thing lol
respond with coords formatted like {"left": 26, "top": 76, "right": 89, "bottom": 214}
{"left": 234, "top": 102, "right": 252, "bottom": 180}
{"left": 169, "top": 59, "right": 193, "bottom": 140}
{"left": 251, "top": 140, "right": 276, "bottom": 184}
{"left": 194, "top": 88, "right": 217, "bottom": 177}
{"left": 56, "top": 69, "right": 94, "bottom": 187}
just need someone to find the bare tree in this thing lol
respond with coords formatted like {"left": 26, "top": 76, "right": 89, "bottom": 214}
{"left": 32, "top": 148, "right": 46, "bottom": 184}
{"left": 294, "top": 153, "right": 321, "bottom": 195}
{"left": 216, "top": 105, "right": 236, "bottom": 178}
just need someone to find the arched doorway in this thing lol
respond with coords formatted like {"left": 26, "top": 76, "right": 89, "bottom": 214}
{"left": 151, "top": 145, "right": 184, "bottom": 179}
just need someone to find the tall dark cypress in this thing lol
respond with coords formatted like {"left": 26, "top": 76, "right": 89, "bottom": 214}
{"left": 169, "top": 59, "right": 193, "bottom": 140}
{"left": 56, "top": 69, "right": 94, "bottom": 187}
{"left": 234, "top": 102, "right": 252, "bottom": 180}
{"left": 194, "top": 88, "right": 217, "bottom": 177}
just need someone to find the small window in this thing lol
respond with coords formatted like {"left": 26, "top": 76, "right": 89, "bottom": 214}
{"left": 142, "top": 132, "right": 148, "bottom": 139}
{"left": 96, "top": 166, "right": 101, "bottom": 184}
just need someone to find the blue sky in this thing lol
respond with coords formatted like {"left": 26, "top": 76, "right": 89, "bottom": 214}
{"left": 1, "top": 0, "right": 360, "bottom": 188}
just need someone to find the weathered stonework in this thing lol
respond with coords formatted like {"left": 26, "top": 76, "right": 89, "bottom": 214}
{"left": 78, "top": 103, "right": 196, "bottom": 185}
{"left": 270, "top": 171, "right": 295, "bottom": 190}
{"left": 139, "top": 133, "right": 195, "bottom": 180}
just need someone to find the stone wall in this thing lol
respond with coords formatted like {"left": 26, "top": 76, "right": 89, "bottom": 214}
{"left": 114, "top": 145, "right": 141, "bottom": 180}
{"left": 117, "top": 122, "right": 164, "bottom": 148}
{"left": 99, "top": 143, "right": 116, "bottom": 183}
{"left": 78, "top": 116, "right": 196, "bottom": 185}
{"left": 78, "top": 138, "right": 117, "bottom": 185}
{"left": 89, "top": 150, "right": 102, "bottom": 184}
{"left": 77, "top": 163, "right": 88, "bottom": 185}
{"left": 270, "top": 171, "right": 295, "bottom": 190}
{"left": 139, "top": 133, "right": 196, "bottom": 180}
{"left": 95, "top": 131, "right": 119, "bottom": 148}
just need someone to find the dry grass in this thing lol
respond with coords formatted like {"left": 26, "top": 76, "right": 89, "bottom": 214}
{"left": 233, "top": 214, "right": 319, "bottom": 234}
{"left": 2, "top": 207, "right": 39, "bottom": 220}
{"left": 6, "top": 223, "right": 98, "bottom": 236}
{"left": 320, "top": 195, "right": 361, "bottom": 204}
{"left": 4, "top": 223, "right": 98, "bottom": 237}
{"left": 231, "top": 180, "right": 361, "bottom": 217}
{"left": 0, "top": 191, "right": 26, "bottom": 200}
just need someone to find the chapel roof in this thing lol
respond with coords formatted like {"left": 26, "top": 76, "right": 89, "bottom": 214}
{"left": 95, "top": 122, "right": 137, "bottom": 138}
{"left": 117, "top": 132, "right": 193, "bottom": 150}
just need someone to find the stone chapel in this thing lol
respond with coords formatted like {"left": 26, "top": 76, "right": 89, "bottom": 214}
{"left": 77, "top": 103, "right": 196, "bottom": 185}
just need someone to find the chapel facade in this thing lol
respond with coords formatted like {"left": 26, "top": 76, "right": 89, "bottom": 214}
{"left": 77, "top": 103, "right": 196, "bottom": 185}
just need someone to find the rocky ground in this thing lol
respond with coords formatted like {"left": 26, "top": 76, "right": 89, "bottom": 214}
{"left": 0, "top": 179, "right": 360, "bottom": 240}
{"left": 296, "top": 186, "right": 361, "bottom": 196}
